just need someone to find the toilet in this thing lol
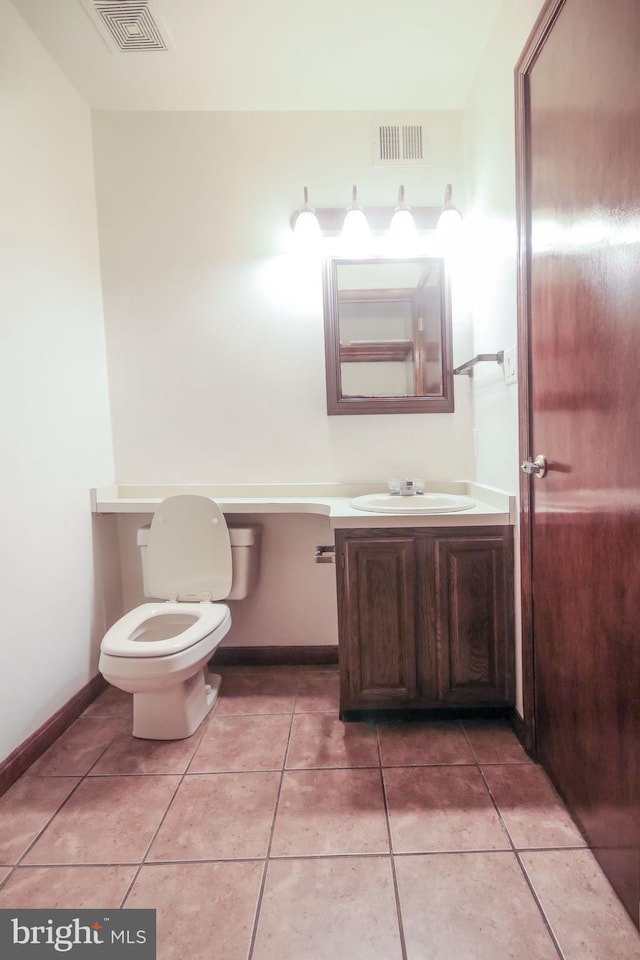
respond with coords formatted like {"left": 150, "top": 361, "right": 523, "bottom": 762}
{"left": 99, "top": 495, "right": 261, "bottom": 740}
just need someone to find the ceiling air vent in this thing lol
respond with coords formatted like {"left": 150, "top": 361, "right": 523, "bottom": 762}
{"left": 80, "top": 0, "right": 170, "bottom": 53}
{"left": 373, "top": 121, "right": 428, "bottom": 167}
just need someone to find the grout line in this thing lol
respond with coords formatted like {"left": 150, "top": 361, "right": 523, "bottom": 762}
{"left": 119, "top": 702, "right": 218, "bottom": 907}
{"left": 82, "top": 718, "right": 130, "bottom": 771}
{"left": 513, "top": 851, "right": 567, "bottom": 960}
{"left": 0, "top": 865, "right": 16, "bottom": 891}
{"left": 473, "top": 754, "right": 566, "bottom": 960}
{"left": 282, "top": 763, "right": 380, "bottom": 772}
{"left": 3, "top": 703, "right": 133, "bottom": 873}
{"left": 376, "top": 724, "right": 408, "bottom": 960}
{"left": 247, "top": 861, "right": 269, "bottom": 960}
{"left": 6, "top": 848, "right": 575, "bottom": 869}
{"left": 246, "top": 673, "right": 300, "bottom": 960}
{"left": 12, "top": 775, "right": 92, "bottom": 869}
{"left": 460, "top": 723, "right": 566, "bottom": 956}
{"left": 474, "top": 762, "right": 518, "bottom": 852}
{"left": 380, "top": 760, "right": 478, "bottom": 768}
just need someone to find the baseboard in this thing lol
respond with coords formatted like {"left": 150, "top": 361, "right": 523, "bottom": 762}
{"left": 341, "top": 706, "right": 513, "bottom": 722}
{"left": 210, "top": 645, "right": 339, "bottom": 667}
{"left": 0, "top": 674, "right": 107, "bottom": 799}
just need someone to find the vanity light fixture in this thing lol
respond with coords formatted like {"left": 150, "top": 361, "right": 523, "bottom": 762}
{"left": 388, "top": 185, "right": 418, "bottom": 247}
{"left": 289, "top": 185, "right": 455, "bottom": 238}
{"left": 292, "top": 186, "right": 321, "bottom": 242}
{"left": 342, "top": 185, "right": 370, "bottom": 249}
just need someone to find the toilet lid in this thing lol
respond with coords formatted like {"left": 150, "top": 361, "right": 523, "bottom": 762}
{"left": 146, "top": 495, "right": 232, "bottom": 601}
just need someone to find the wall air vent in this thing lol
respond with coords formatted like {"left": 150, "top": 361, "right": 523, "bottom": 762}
{"left": 80, "top": 0, "right": 170, "bottom": 53}
{"left": 373, "top": 121, "right": 428, "bottom": 167}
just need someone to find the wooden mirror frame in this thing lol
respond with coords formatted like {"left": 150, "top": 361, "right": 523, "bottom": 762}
{"left": 322, "top": 257, "right": 454, "bottom": 415}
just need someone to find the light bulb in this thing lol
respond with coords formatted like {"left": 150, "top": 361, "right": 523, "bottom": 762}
{"left": 293, "top": 208, "right": 321, "bottom": 242}
{"left": 292, "top": 187, "right": 321, "bottom": 250}
{"left": 388, "top": 185, "right": 417, "bottom": 253}
{"left": 389, "top": 208, "right": 417, "bottom": 242}
{"left": 342, "top": 186, "right": 370, "bottom": 254}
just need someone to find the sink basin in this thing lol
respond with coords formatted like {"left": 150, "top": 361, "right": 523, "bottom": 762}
{"left": 349, "top": 493, "right": 476, "bottom": 514}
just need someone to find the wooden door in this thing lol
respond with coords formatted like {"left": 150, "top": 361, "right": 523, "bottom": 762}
{"left": 516, "top": 0, "right": 640, "bottom": 924}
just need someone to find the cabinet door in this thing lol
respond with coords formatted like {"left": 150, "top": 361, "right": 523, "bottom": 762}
{"left": 434, "top": 532, "right": 513, "bottom": 705}
{"left": 337, "top": 534, "right": 417, "bottom": 709}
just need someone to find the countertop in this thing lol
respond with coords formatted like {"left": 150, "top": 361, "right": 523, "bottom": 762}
{"left": 91, "top": 482, "right": 515, "bottom": 529}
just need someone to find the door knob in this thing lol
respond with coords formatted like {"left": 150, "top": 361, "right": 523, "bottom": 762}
{"left": 520, "top": 454, "right": 547, "bottom": 478}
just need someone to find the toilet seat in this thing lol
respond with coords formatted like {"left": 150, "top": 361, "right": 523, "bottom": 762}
{"left": 101, "top": 602, "right": 231, "bottom": 658}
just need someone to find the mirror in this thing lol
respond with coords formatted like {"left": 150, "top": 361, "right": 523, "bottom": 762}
{"left": 322, "top": 257, "right": 453, "bottom": 415}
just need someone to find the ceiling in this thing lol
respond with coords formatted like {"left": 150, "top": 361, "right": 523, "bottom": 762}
{"left": 11, "top": 0, "right": 504, "bottom": 111}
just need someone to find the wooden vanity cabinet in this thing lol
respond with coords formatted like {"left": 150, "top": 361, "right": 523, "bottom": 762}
{"left": 335, "top": 526, "right": 514, "bottom": 718}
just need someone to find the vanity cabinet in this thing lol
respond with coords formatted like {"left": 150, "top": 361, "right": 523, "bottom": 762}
{"left": 335, "top": 526, "right": 514, "bottom": 718}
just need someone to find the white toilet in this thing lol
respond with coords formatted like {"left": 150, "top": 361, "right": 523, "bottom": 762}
{"left": 99, "top": 495, "right": 261, "bottom": 740}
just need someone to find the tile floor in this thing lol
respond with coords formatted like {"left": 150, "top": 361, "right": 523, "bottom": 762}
{"left": 1, "top": 665, "right": 639, "bottom": 960}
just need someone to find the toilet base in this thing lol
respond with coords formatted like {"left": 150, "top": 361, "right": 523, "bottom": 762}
{"left": 132, "top": 669, "right": 221, "bottom": 740}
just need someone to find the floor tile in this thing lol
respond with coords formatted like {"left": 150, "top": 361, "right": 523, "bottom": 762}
{"left": 0, "top": 777, "right": 80, "bottom": 863}
{"left": 81, "top": 684, "right": 133, "bottom": 719}
{"left": 189, "top": 714, "right": 291, "bottom": 773}
{"left": 90, "top": 728, "right": 202, "bottom": 776}
{"left": 295, "top": 671, "right": 340, "bottom": 713}
{"left": 147, "top": 772, "right": 279, "bottom": 861}
{"left": 286, "top": 713, "right": 379, "bottom": 768}
{"left": 521, "top": 849, "right": 640, "bottom": 959}
{"left": 215, "top": 671, "right": 299, "bottom": 715}
{"left": 463, "top": 720, "right": 531, "bottom": 763}
{"left": 125, "top": 861, "right": 263, "bottom": 960}
{"left": 252, "top": 856, "right": 402, "bottom": 960}
{"left": 484, "top": 763, "right": 586, "bottom": 849}
{"left": 24, "top": 718, "right": 125, "bottom": 776}
{"left": 23, "top": 775, "right": 180, "bottom": 865}
{"left": 0, "top": 865, "right": 136, "bottom": 908}
{"left": 378, "top": 720, "right": 475, "bottom": 766}
{"left": 384, "top": 766, "right": 509, "bottom": 853}
{"left": 395, "top": 852, "right": 559, "bottom": 960}
{"left": 271, "top": 768, "right": 389, "bottom": 857}
{"left": 2, "top": 664, "right": 636, "bottom": 960}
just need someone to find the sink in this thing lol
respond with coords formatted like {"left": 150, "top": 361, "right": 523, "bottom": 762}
{"left": 349, "top": 493, "right": 476, "bottom": 514}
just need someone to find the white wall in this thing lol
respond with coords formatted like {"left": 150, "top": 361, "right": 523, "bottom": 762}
{"left": 92, "top": 110, "right": 474, "bottom": 485}
{"left": 464, "top": 0, "right": 545, "bottom": 491}
{"left": 92, "top": 110, "right": 476, "bottom": 648}
{"left": 0, "top": 0, "right": 115, "bottom": 760}
{"left": 463, "top": 0, "right": 545, "bottom": 712}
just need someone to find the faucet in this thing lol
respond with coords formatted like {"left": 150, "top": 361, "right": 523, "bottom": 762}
{"left": 388, "top": 478, "right": 425, "bottom": 496}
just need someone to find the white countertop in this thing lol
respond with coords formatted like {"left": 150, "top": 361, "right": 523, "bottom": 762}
{"left": 91, "top": 482, "right": 515, "bottom": 529}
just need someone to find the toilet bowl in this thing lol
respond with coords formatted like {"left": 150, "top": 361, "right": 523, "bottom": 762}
{"left": 99, "top": 495, "right": 260, "bottom": 740}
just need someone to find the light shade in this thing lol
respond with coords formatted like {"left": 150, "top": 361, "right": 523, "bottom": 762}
{"left": 292, "top": 186, "right": 321, "bottom": 243}
{"left": 342, "top": 185, "right": 370, "bottom": 251}
{"left": 388, "top": 185, "right": 417, "bottom": 249}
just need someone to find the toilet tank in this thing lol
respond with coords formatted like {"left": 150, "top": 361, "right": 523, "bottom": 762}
{"left": 137, "top": 523, "right": 261, "bottom": 601}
